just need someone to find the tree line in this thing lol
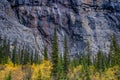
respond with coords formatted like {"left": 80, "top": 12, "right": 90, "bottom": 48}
{"left": 0, "top": 30, "right": 120, "bottom": 80}
{"left": 50, "top": 29, "right": 120, "bottom": 80}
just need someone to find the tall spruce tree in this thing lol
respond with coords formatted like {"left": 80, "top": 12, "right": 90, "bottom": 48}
{"left": 63, "top": 36, "right": 70, "bottom": 77}
{"left": 51, "top": 28, "right": 59, "bottom": 80}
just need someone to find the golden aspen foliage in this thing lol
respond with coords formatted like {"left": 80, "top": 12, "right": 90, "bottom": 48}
{"left": 0, "top": 59, "right": 25, "bottom": 80}
{"left": 32, "top": 60, "right": 52, "bottom": 80}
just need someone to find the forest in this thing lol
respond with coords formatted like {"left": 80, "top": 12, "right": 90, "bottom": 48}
{"left": 0, "top": 29, "right": 120, "bottom": 80}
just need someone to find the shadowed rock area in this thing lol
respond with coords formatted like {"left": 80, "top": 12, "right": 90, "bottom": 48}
{"left": 0, "top": 0, "right": 120, "bottom": 56}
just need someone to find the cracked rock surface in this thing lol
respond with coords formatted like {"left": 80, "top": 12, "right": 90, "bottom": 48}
{"left": 0, "top": 0, "right": 120, "bottom": 56}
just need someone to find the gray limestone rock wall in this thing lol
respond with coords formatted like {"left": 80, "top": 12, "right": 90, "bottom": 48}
{"left": 0, "top": 0, "right": 44, "bottom": 56}
{"left": 0, "top": 0, "right": 120, "bottom": 56}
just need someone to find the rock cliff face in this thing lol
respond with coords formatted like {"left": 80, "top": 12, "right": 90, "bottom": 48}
{"left": 0, "top": 0, "right": 120, "bottom": 56}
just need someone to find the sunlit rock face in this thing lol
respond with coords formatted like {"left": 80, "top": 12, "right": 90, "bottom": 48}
{"left": 1, "top": 0, "right": 120, "bottom": 56}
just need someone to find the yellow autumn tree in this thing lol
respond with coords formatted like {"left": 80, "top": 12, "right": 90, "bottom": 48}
{"left": 0, "top": 58, "right": 25, "bottom": 80}
{"left": 32, "top": 60, "right": 52, "bottom": 80}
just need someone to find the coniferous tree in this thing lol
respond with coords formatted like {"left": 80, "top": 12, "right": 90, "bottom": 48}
{"left": 58, "top": 54, "right": 64, "bottom": 79}
{"left": 71, "top": 57, "right": 79, "bottom": 68}
{"left": 81, "top": 54, "right": 88, "bottom": 72}
{"left": 12, "top": 44, "right": 17, "bottom": 66}
{"left": 0, "top": 42, "right": 2, "bottom": 64}
{"left": 111, "top": 35, "right": 120, "bottom": 66}
{"left": 51, "top": 28, "right": 59, "bottom": 80}
{"left": 86, "top": 41, "right": 92, "bottom": 66}
{"left": 3, "top": 39, "right": 9, "bottom": 64}
{"left": 30, "top": 52, "right": 33, "bottom": 65}
{"left": 0, "top": 38, "right": 10, "bottom": 64}
{"left": 95, "top": 50, "right": 105, "bottom": 71}
{"left": 15, "top": 53, "right": 19, "bottom": 65}
{"left": 63, "top": 36, "right": 70, "bottom": 77}
{"left": 105, "top": 53, "right": 108, "bottom": 68}
{"left": 86, "top": 68, "right": 91, "bottom": 80}
{"left": 80, "top": 53, "right": 90, "bottom": 80}
{"left": 6, "top": 40, "right": 10, "bottom": 63}
{"left": 12, "top": 40, "right": 18, "bottom": 65}
{"left": 23, "top": 48, "right": 30, "bottom": 65}
{"left": 34, "top": 50, "right": 38, "bottom": 64}
{"left": 0, "top": 39, "right": 4, "bottom": 64}
{"left": 78, "top": 54, "right": 83, "bottom": 65}
{"left": 37, "top": 54, "right": 42, "bottom": 64}
{"left": 43, "top": 46, "right": 48, "bottom": 60}
{"left": 107, "top": 43, "right": 113, "bottom": 67}
{"left": 17, "top": 48, "right": 22, "bottom": 65}
{"left": 20, "top": 49, "right": 24, "bottom": 65}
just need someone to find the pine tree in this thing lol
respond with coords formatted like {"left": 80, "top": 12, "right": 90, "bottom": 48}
{"left": 0, "top": 42, "right": 2, "bottom": 64}
{"left": 58, "top": 55, "right": 64, "bottom": 79}
{"left": 17, "top": 48, "right": 22, "bottom": 65}
{"left": 34, "top": 50, "right": 39, "bottom": 64}
{"left": 15, "top": 53, "right": 19, "bottom": 65}
{"left": 12, "top": 44, "right": 16, "bottom": 66}
{"left": 86, "top": 41, "right": 91, "bottom": 66}
{"left": 51, "top": 28, "right": 59, "bottom": 80}
{"left": 43, "top": 46, "right": 48, "bottom": 60}
{"left": 0, "top": 38, "right": 5, "bottom": 64}
{"left": 6, "top": 40, "right": 10, "bottom": 64}
{"left": 86, "top": 68, "right": 91, "bottom": 80}
{"left": 23, "top": 48, "right": 30, "bottom": 65}
{"left": 20, "top": 48, "right": 24, "bottom": 65}
{"left": 95, "top": 50, "right": 105, "bottom": 71}
{"left": 78, "top": 54, "right": 83, "bottom": 65}
{"left": 30, "top": 52, "right": 33, "bottom": 65}
{"left": 1, "top": 39, "right": 10, "bottom": 64}
{"left": 81, "top": 54, "right": 88, "bottom": 73}
{"left": 11, "top": 40, "right": 18, "bottom": 66}
{"left": 63, "top": 36, "right": 70, "bottom": 77}
{"left": 81, "top": 53, "right": 90, "bottom": 80}
{"left": 71, "top": 57, "right": 79, "bottom": 68}
{"left": 0, "top": 38, "right": 11, "bottom": 64}
{"left": 110, "top": 35, "right": 120, "bottom": 66}
{"left": 107, "top": 41, "right": 113, "bottom": 68}
{"left": 2, "top": 39, "right": 7, "bottom": 64}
